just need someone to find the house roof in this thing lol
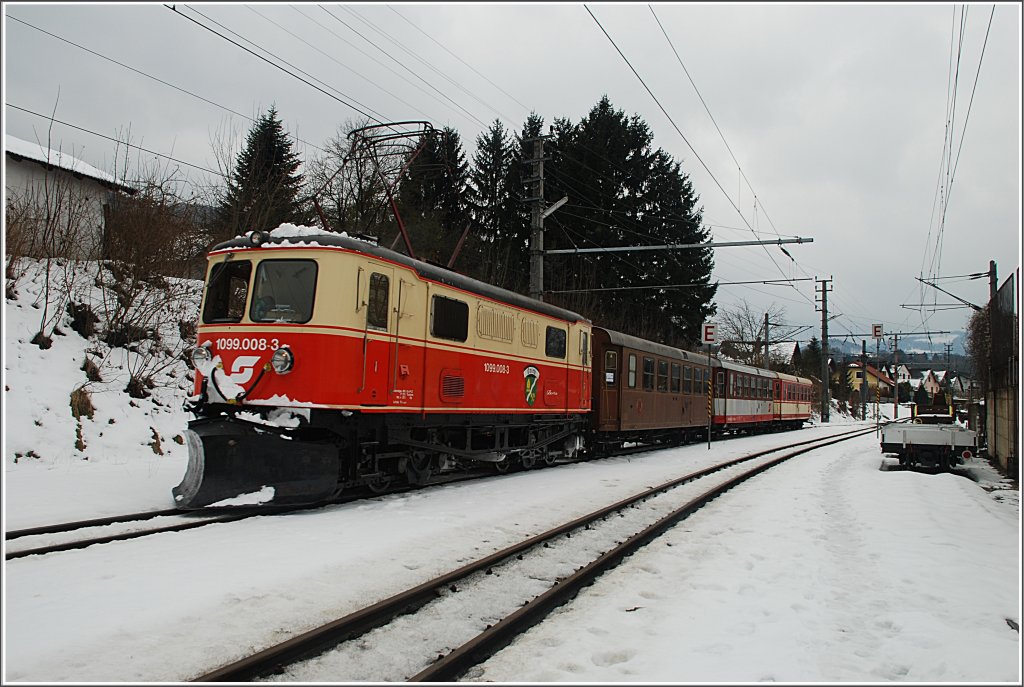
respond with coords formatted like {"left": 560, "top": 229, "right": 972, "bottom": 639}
{"left": 848, "top": 361, "right": 894, "bottom": 386}
{"left": 5, "top": 135, "right": 134, "bottom": 193}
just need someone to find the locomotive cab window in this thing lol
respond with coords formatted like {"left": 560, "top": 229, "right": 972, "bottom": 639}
{"left": 431, "top": 295, "right": 469, "bottom": 342}
{"left": 366, "top": 273, "right": 390, "bottom": 330}
{"left": 545, "top": 326, "right": 566, "bottom": 359}
{"left": 203, "top": 259, "right": 252, "bottom": 324}
{"left": 249, "top": 259, "right": 317, "bottom": 324}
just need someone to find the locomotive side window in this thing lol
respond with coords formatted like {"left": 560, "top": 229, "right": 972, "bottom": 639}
{"left": 545, "top": 326, "right": 567, "bottom": 359}
{"left": 716, "top": 371, "right": 725, "bottom": 397}
{"left": 605, "top": 350, "right": 617, "bottom": 387}
{"left": 203, "top": 259, "right": 252, "bottom": 324}
{"left": 249, "top": 260, "right": 318, "bottom": 324}
{"left": 670, "top": 363, "right": 681, "bottom": 393}
{"left": 431, "top": 295, "right": 469, "bottom": 342}
{"left": 657, "top": 360, "right": 669, "bottom": 392}
{"left": 642, "top": 357, "right": 655, "bottom": 391}
{"left": 366, "top": 273, "right": 390, "bottom": 330}
{"left": 628, "top": 354, "right": 637, "bottom": 388}
{"left": 581, "top": 331, "right": 590, "bottom": 366}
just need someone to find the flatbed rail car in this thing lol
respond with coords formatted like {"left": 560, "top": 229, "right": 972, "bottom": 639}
{"left": 880, "top": 414, "right": 977, "bottom": 470}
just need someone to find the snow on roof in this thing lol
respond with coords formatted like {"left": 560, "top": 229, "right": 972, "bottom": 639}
{"left": 5, "top": 134, "right": 118, "bottom": 185}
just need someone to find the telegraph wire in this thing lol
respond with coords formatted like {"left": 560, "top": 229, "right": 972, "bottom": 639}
{"left": 648, "top": 4, "right": 783, "bottom": 242}
{"left": 342, "top": 5, "right": 516, "bottom": 126}
{"left": 386, "top": 5, "right": 531, "bottom": 112}
{"left": 6, "top": 103, "right": 222, "bottom": 177}
{"left": 244, "top": 5, "right": 436, "bottom": 124}
{"left": 319, "top": 5, "right": 489, "bottom": 130}
{"left": 165, "top": 4, "right": 384, "bottom": 123}
{"left": 5, "top": 15, "right": 327, "bottom": 155}
{"left": 945, "top": 5, "right": 996, "bottom": 211}
{"left": 585, "top": 5, "right": 814, "bottom": 311}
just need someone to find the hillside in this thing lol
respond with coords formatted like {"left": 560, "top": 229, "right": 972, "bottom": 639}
{"left": 3, "top": 257, "right": 200, "bottom": 522}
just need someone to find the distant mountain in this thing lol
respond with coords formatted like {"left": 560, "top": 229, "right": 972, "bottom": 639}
{"left": 825, "top": 330, "right": 967, "bottom": 358}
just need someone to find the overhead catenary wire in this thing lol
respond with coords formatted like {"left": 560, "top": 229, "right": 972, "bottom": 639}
{"left": 165, "top": 4, "right": 385, "bottom": 124}
{"left": 584, "top": 5, "right": 816, "bottom": 311}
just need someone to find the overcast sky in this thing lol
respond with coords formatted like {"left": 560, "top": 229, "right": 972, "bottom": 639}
{"left": 3, "top": 3, "right": 1020, "bottom": 348}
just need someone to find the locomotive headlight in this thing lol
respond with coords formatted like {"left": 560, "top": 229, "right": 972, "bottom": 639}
{"left": 270, "top": 347, "right": 294, "bottom": 375}
{"left": 190, "top": 343, "right": 212, "bottom": 369}
{"left": 249, "top": 230, "right": 269, "bottom": 246}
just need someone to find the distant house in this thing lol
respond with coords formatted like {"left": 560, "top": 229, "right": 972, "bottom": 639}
{"left": 845, "top": 361, "right": 894, "bottom": 398}
{"left": 4, "top": 134, "right": 134, "bottom": 260}
{"left": 916, "top": 369, "right": 944, "bottom": 398}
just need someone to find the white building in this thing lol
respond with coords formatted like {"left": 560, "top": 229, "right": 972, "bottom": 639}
{"left": 4, "top": 135, "right": 134, "bottom": 260}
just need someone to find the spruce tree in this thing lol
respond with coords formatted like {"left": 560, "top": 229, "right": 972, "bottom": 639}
{"left": 393, "top": 127, "right": 471, "bottom": 266}
{"left": 214, "top": 106, "right": 310, "bottom": 242}
{"left": 542, "top": 96, "right": 716, "bottom": 346}
{"left": 467, "top": 119, "right": 527, "bottom": 290}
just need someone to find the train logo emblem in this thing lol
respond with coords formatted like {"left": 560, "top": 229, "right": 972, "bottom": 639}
{"left": 523, "top": 366, "right": 540, "bottom": 406}
{"left": 227, "top": 355, "right": 261, "bottom": 384}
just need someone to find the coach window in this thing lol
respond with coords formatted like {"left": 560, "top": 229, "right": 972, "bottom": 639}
{"left": 249, "top": 259, "right": 317, "bottom": 324}
{"left": 604, "top": 350, "right": 617, "bottom": 387}
{"left": 683, "top": 366, "right": 692, "bottom": 394}
{"left": 203, "top": 259, "right": 252, "bottom": 324}
{"left": 642, "top": 356, "right": 655, "bottom": 391}
{"left": 366, "top": 273, "right": 389, "bottom": 330}
{"left": 656, "top": 359, "right": 669, "bottom": 392}
{"left": 431, "top": 295, "right": 469, "bottom": 342}
{"left": 670, "top": 363, "right": 681, "bottom": 394}
{"left": 545, "top": 326, "right": 567, "bottom": 359}
{"left": 628, "top": 353, "right": 637, "bottom": 388}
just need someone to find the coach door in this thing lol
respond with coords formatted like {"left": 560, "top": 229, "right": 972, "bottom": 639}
{"left": 601, "top": 348, "right": 620, "bottom": 430}
{"left": 359, "top": 264, "right": 395, "bottom": 405}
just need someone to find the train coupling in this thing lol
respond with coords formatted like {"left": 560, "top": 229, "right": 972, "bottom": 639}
{"left": 172, "top": 417, "right": 339, "bottom": 509}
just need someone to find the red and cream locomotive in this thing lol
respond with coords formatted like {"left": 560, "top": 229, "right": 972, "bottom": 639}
{"left": 174, "top": 228, "right": 813, "bottom": 508}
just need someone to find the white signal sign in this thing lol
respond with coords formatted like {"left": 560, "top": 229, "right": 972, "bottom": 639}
{"left": 702, "top": 322, "right": 718, "bottom": 344}
{"left": 872, "top": 324, "right": 883, "bottom": 339}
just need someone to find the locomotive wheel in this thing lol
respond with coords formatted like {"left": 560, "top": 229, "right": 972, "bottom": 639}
{"left": 405, "top": 451, "right": 433, "bottom": 485}
{"left": 520, "top": 450, "right": 539, "bottom": 470}
{"left": 493, "top": 457, "right": 514, "bottom": 474}
{"left": 365, "top": 474, "right": 393, "bottom": 494}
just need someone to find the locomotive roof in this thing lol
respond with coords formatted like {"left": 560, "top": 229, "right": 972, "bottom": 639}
{"left": 211, "top": 231, "right": 591, "bottom": 325}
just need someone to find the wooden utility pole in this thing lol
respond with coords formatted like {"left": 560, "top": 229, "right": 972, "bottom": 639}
{"left": 861, "top": 340, "right": 868, "bottom": 421}
{"left": 817, "top": 278, "right": 832, "bottom": 422}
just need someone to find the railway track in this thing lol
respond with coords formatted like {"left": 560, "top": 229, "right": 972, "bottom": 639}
{"left": 189, "top": 426, "right": 873, "bottom": 682}
{"left": 5, "top": 425, "right": 852, "bottom": 561}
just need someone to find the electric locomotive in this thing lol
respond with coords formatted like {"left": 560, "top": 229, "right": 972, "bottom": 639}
{"left": 174, "top": 227, "right": 592, "bottom": 508}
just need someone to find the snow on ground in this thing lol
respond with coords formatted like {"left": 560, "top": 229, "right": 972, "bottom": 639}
{"left": 3, "top": 258, "right": 195, "bottom": 527}
{"left": 3, "top": 258, "right": 1019, "bottom": 683}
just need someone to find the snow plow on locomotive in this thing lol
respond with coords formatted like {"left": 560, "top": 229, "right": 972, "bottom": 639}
{"left": 174, "top": 228, "right": 814, "bottom": 509}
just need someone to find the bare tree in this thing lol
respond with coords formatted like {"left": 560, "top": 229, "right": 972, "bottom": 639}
{"left": 717, "top": 300, "right": 787, "bottom": 366}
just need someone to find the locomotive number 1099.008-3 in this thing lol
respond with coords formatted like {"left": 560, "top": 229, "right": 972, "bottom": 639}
{"left": 483, "top": 362, "right": 510, "bottom": 374}
{"left": 214, "top": 337, "right": 282, "bottom": 352}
